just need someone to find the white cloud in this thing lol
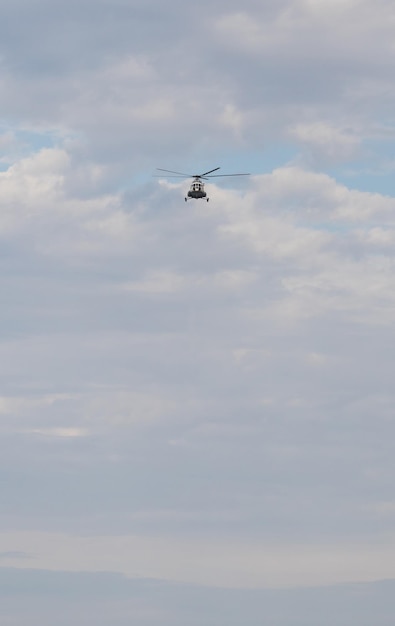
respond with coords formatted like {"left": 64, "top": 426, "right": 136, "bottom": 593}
{"left": 289, "top": 122, "right": 360, "bottom": 162}
{"left": 0, "top": 394, "right": 76, "bottom": 417}
{"left": 1, "top": 2, "right": 395, "bottom": 622}
{"left": 26, "top": 427, "right": 89, "bottom": 438}
{"left": 118, "top": 269, "right": 256, "bottom": 295}
{"left": 120, "top": 270, "right": 186, "bottom": 294}
{"left": 356, "top": 226, "right": 395, "bottom": 246}
{"left": 3, "top": 530, "right": 395, "bottom": 589}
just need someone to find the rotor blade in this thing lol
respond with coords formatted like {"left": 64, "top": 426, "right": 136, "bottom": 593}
{"left": 199, "top": 167, "right": 221, "bottom": 177}
{"left": 205, "top": 173, "right": 250, "bottom": 178}
{"left": 156, "top": 168, "right": 192, "bottom": 177}
{"left": 153, "top": 175, "right": 189, "bottom": 178}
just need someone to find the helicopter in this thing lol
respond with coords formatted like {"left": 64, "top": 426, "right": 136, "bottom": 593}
{"left": 155, "top": 167, "right": 250, "bottom": 201}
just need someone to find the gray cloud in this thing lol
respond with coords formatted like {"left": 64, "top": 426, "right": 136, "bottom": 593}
{"left": 1, "top": 0, "right": 395, "bottom": 172}
{"left": 0, "top": 160, "right": 395, "bottom": 552}
{"left": 1, "top": 0, "right": 395, "bottom": 622}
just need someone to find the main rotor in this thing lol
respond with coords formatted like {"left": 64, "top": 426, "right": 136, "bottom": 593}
{"left": 155, "top": 167, "right": 250, "bottom": 181}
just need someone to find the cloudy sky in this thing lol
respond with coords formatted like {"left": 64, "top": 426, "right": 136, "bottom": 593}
{"left": 1, "top": 0, "right": 395, "bottom": 623}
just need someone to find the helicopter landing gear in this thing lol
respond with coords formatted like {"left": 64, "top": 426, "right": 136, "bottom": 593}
{"left": 206, "top": 197, "right": 209, "bottom": 202}
{"left": 185, "top": 197, "right": 187, "bottom": 202}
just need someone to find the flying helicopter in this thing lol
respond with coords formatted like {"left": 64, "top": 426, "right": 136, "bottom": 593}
{"left": 155, "top": 167, "right": 250, "bottom": 201}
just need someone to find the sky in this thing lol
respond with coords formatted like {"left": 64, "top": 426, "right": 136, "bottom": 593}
{"left": 1, "top": 0, "right": 395, "bottom": 623}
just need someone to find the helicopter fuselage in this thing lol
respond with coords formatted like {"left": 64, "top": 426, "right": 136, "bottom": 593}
{"left": 186, "top": 178, "right": 207, "bottom": 200}
{"left": 187, "top": 189, "right": 206, "bottom": 199}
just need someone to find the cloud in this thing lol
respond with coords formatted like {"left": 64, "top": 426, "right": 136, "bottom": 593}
{"left": 0, "top": 551, "right": 32, "bottom": 561}
{"left": 0, "top": 566, "right": 394, "bottom": 626}
{"left": 289, "top": 122, "right": 361, "bottom": 164}
{"left": 0, "top": 0, "right": 393, "bottom": 170}
{"left": 1, "top": 152, "right": 395, "bottom": 558}
{"left": 26, "top": 428, "right": 89, "bottom": 438}
{"left": 3, "top": 530, "right": 395, "bottom": 589}
{"left": 1, "top": 1, "right": 395, "bottom": 623}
